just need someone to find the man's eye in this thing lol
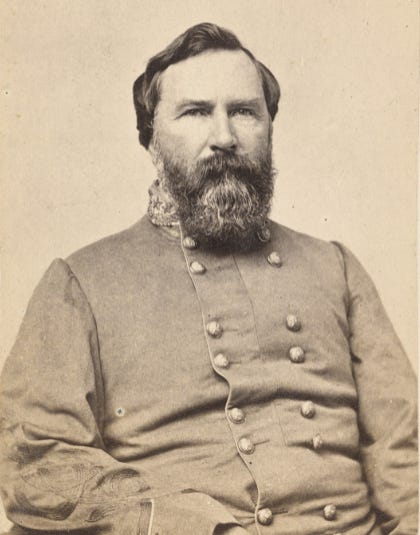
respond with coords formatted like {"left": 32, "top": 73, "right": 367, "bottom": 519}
{"left": 183, "top": 108, "right": 208, "bottom": 117}
{"left": 231, "top": 108, "right": 255, "bottom": 117}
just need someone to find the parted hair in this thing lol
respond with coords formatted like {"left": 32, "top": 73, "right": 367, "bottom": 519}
{"left": 133, "top": 22, "right": 281, "bottom": 149}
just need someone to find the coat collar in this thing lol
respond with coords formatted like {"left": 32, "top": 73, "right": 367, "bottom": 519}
{"left": 147, "top": 178, "right": 179, "bottom": 228}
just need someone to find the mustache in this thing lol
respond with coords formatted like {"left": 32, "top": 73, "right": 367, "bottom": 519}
{"left": 185, "top": 152, "right": 272, "bottom": 195}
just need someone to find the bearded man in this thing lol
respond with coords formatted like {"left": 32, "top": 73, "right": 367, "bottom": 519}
{"left": 0, "top": 23, "right": 417, "bottom": 535}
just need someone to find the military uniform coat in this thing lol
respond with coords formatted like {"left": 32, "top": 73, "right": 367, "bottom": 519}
{"left": 0, "top": 216, "right": 417, "bottom": 534}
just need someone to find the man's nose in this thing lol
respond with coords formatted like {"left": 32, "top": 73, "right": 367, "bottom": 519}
{"left": 209, "top": 112, "right": 237, "bottom": 152}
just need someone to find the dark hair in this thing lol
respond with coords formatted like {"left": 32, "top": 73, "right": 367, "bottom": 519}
{"left": 133, "top": 22, "right": 281, "bottom": 149}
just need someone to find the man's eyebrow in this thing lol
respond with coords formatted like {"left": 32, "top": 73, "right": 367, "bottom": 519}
{"left": 175, "top": 99, "right": 214, "bottom": 111}
{"left": 227, "top": 98, "right": 265, "bottom": 108}
{"left": 174, "top": 97, "right": 265, "bottom": 111}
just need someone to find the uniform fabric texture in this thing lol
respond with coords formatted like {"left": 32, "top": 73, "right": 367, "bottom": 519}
{"left": 0, "top": 216, "right": 417, "bottom": 534}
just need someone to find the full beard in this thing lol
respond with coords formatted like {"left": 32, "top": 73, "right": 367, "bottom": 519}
{"left": 154, "top": 147, "right": 275, "bottom": 252}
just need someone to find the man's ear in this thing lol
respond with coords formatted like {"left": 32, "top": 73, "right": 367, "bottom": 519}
{"left": 148, "top": 140, "right": 159, "bottom": 166}
{"left": 148, "top": 141, "right": 156, "bottom": 158}
{"left": 148, "top": 138, "right": 165, "bottom": 178}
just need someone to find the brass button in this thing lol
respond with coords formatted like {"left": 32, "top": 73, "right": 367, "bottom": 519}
{"left": 214, "top": 353, "right": 229, "bottom": 368}
{"left": 323, "top": 504, "right": 337, "bottom": 521}
{"left": 312, "top": 434, "right": 323, "bottom": 450}
{"left": 229, "top": 407, "right": 245, "bottom": 424}
{"left": 206, "top": 321, "right": 223, "bottom": 338}
{"left": 189, "top": 260, "right": 206, "bottom": 274}
{"left": 257, "top": 508, "right": 273, "bottom": 525}
{"left": 267, "top": 251, "right": 282, "bottom": 267}
{"left": 238, "top": 437, "right": 255, "bottom": 454}
{"left": 301, "top": 401, "right": 316, "bottom": 418}
{"left": 182, "top": 236, "right": 197, "bottom": 249}
{"left": 286, "top": 314, "right": 301, "bottom": 332}
{"left": 289, "top": 346, "right": 305, "bottom": 363}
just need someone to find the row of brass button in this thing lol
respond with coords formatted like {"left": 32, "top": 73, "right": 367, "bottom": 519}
{"left": 213, "top": 348, "right": 305, "bottom": 368}
{"left": 253, "top": 503, "right": 337, "bottom": 526}
{"left": 214, "top": 348, "right": 305, "bottom": 367}
{"left": 183, "top": 226, "right": 272, "bottom": 250}
{"left": 184, "top": 236, "right": 337, "bottom": 527}
{"left": 205, "top": 314, "right": 301, "bottom": 340}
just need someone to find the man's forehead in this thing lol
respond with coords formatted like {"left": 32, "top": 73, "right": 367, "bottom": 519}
{"left": 158, "top": 49, "right": 265, "bottom": 105}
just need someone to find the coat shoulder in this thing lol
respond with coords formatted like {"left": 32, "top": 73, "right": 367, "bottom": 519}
{"left": 65, "top": 216, "right": 154, "bottom": 275}
{"left": 269, "top": 219, "right": 343, "bottom": 264}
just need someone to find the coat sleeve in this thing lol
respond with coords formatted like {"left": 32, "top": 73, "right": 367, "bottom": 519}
{"left": 333, "top": 242, "right": 418, "bottom": 535}
{"left": 0, "top": 259, "right": 245, "bottom": 535}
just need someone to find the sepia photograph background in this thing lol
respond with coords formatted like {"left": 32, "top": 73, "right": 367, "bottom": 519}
{"left": 0, "top": 0, "right": 418, "bottom": 530}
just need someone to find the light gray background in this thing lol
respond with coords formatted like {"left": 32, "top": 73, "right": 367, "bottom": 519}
{"left": 2, "top": 1, "right": 417, "bottom": 370}
{"left": 0, "top": 0, "right": 418, "bottom": 530}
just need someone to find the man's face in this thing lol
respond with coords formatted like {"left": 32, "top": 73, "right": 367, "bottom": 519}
{"left": 151, "top": 49, "right": 275, "bottom": 250}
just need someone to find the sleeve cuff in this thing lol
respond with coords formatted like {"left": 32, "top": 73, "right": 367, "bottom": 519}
{"left": 140, "top": 491, "right": 243, "bottom": 535}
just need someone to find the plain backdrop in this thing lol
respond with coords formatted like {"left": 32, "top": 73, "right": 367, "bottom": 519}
{"left": 1, "top": 0, "right": 418, "bottom": 371}
{"left": 0, "top": 0, "right": 419, "bottom": 530}
{"left": 1, "top": 1, "right": 418, "bottom": 369}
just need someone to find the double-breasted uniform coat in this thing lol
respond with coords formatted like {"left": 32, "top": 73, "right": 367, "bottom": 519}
{"left": 0, "top": 216, "right": 417, "bottom": 534}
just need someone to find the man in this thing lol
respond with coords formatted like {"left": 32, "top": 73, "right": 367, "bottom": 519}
{"left": 0, "top": 22, "right": 417, "bottom": 535}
